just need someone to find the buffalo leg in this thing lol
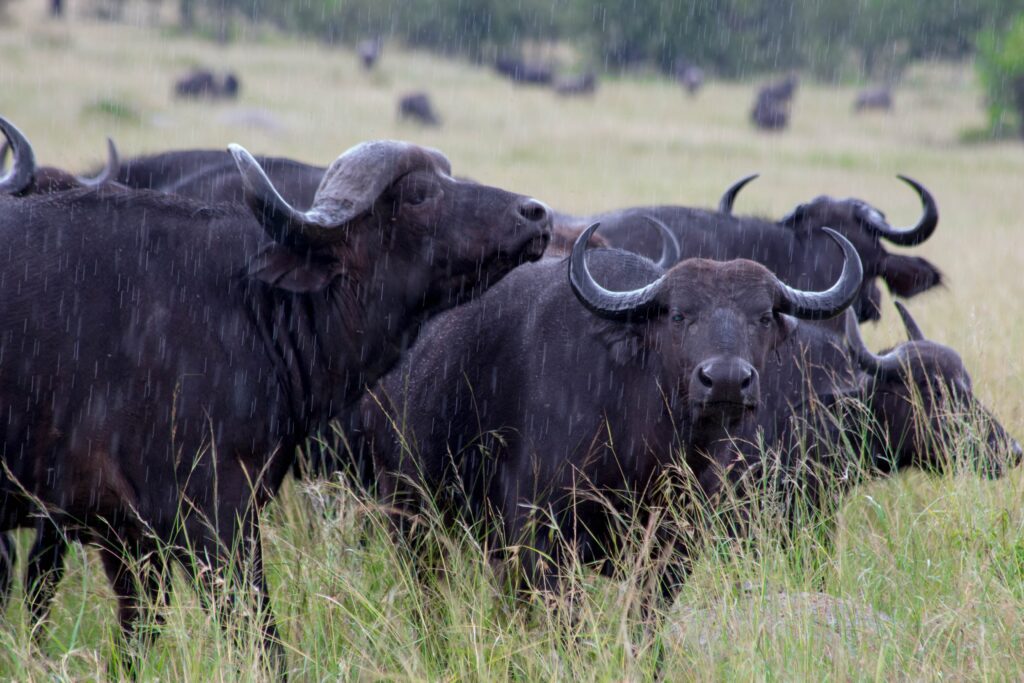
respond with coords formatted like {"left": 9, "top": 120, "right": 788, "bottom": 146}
{"left": 25, "top": 522, "right": 68, "bottom": 633}
{"left": 99, "top": 547, "right": 168, "bottom": 679}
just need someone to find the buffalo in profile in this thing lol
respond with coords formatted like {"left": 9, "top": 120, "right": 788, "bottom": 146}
{"left": 358, "top": 223, "right": 862, "bottom": 596}
{"left": 0, "top": 137, "right": 551, "bottom": 670}
{"left": 174, "top": 68, "right": 240, "bottom": 99}
{"left": 854, "top": 86, "right": 894, "bottom": 112}
{"left": 398, "top": 91, "right": 441, "bottom": 126}
{"left": 555, "top": 174, "right": 942, "bottom": 324}
{"left": 554, "top": 72, "right": 598, "bottom": 97}
{"left": 495, "top": 56, "right": 554, "bottom": 85}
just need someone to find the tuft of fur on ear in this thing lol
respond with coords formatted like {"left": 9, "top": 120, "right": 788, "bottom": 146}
{"left": 246, "top": 243, "right": 340, "bottom": 293}
{"left": 881, "top": 254, "right": 943, "bottom": 298}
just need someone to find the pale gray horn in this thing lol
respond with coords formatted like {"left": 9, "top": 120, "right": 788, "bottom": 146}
{"left": 76, "top": 138, "right": 120, "bottom": 188}
{"left": 642, "top": 215, "right": 681, "bottom": 269}
{"left": 569, "top": 222, "right": 666, "bottom": 318}
{"left": 0, "top": 116, "right": 36, "bottom": 195}
{"left": 894, "top": 301, "right": 925, "bottom": 341}
{"left": 774, "top": 228, "right": 863, "bottom": 320}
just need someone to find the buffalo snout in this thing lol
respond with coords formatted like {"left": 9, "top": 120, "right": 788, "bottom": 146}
{"left": 690, "top": 356, "right": 759, "bottom": 410}
{"left": 517, "top": 198, "right": 551, "bottom": 226}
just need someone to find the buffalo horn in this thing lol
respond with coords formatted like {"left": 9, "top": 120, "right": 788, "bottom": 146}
{"left": 230, "top": 140, "right": 451, "bottom": 246}
{"left": 643, "top": 215, "right": 681, "bottom": 269}
{"left": 717, "top": 173, "right": 759, "bottom": 215}
{"left": 0, "top": 116, "right": 36, "bottom": 195}
{"left": 774, "top": 228, "right": 863, "bottom": 320}
{"left": 860, "top": 175, "right": 938, "bottom": 246}
{"left": 76, "top": 138, "right": 120, "bottom": 188}
{"left": 569, "top": 222, "right": 666, "bottom": 318}
{"left": 845, "top": 307, "right": 901, "bottom": 377}
{"left": 894, "top": 301, "right": 925, "bottom": 341}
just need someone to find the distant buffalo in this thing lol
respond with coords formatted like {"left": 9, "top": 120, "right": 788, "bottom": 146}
{"left": 751, "top": 75, "right": 798, "bottom": 130}
{"left": 398, "top": 91, "right": 441, "bottom": 126}
{"left": 495, "top": 56, "right": 554, "bottom": 85}
{"left": 674, "top": 60, "right": 705, "bottom": 96}
{"left": 358, "top": 38, "right": 382, "bottom": 70}
{"left": 174, "top": 68, "right": 240, "bottom": 99}
{"left": 854, "top": 86, "right": 893, "bottom": 112}
{"left": 554, "top": 72, "right": 597, "bottom": 96}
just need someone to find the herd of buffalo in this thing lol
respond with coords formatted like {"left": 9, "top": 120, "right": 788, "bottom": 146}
{"left": 0, "top": 112, "right": 1018, "bottom": 673}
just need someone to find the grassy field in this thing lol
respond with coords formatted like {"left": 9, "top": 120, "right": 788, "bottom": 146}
{"left": 2, "top": 1, "right": 1024, "bottom": 680}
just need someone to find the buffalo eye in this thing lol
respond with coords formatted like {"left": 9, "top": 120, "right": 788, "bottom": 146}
{"left": 672, "top": 313, "right": 685, "bottom": 323}
{"left": 759, "top": 312, "right": 773, "bottom": 326}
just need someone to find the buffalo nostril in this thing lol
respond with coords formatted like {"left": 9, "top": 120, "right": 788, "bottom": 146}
{"left": 740, "top": 371, "right": 753, "bottom": 390}
{"left": 518, "top": 199, "right": 550, "bottom": 224}
{"left": 698, "top": 366, "right": 713, "bottom": 388}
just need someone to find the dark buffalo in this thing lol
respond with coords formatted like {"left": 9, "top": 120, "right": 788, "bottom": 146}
{"left": 555, "top": 174, "right": 941, "bottom": 324}
{"left": 751, "top": 75, "right": 798, "bottom": 131}
{"left": 398, "top": 91, "right": 441, "bottom": 126}
{"left": 674, "top": 61, "right": 705, "bottom": 96}
{"left": 554, "top": 72, "right": 598, "bottom": 97}
{"left": 853, "top": 86, "right": 894, "bottom": 112}
{"left": 174, "top": 68, "right": 240, "bottom": 99}
{"left": 358, "top": 38, "right": 382, "bottom": 70}
{"left": 358, "top": 224, "right": 861, "bottom": 596}
{"left": 0, "top": 117, "right": 120, "bottom": 195}
{"left": 495, "top": 56, "right": 554, "bottom": 85}
{"left": 0, "top": 138, "right": 551, "bottom": 669}
{"left": 757, "top": 304, "right": 1021, "bottom": 522}
{"left": 115, "top": 147, "right": 325, "bottom": 206}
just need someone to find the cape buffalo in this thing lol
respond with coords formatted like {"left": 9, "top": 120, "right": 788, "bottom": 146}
{"left": 555, "top": 174, "right": 941, "bottom": 324}
{"left": 853, "top": 86, "right": 894, "bottom": 112}
{"left": 398, "top": 92, "right": 441, "bottom": 126}
{"left": 674, "top": 61, "right": 705, "bottom": 96}
{"left": 495, "top": 56, "right": 554, "bottom": 85}
{"left": 0, "top": 117, "right": 120, "bottom": 195}
{"left": 115, "top": 147, "right": 325, "bottom": 206}
{"left": 554, "top": 72, "right": 597, "bottom": 96}
{"left": 357, "top": 224, "right": 861, "bottom": 597}
{"left": 174, "top": 68, "right": 240, "bottom": 99}
{"left": 757, "top": 304, "right": 1021, "bottom": 523}
{"left": 0, "top": 138, "right": 551, "bottom": 670}
{"left": 751, "top": 75, "right": 798, "bottom": 131}
{"left": 358, "top": 38, "right": 382, "bottom": 70}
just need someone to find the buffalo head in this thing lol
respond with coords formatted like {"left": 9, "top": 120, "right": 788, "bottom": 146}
{"left": 846, "top": 303, "right": 1022, "bottom": 477}
{"left": 0, "top": 116, "right": 119, "bottom": 195}
{"left": 720, "top": 174, "right": 942, "bottom": 321}
{"left": 570, "top": 223, "right": 863, "bottom": 429}
{"left": 231, "top": 139, "right": 552, "bottom": 313}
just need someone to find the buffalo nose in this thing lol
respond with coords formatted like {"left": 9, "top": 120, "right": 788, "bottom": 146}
{"left": 517, "top": 198, "right": 550, "bottom": 225}
{"left": 690, "top": 357, "right": 759, "bottom": 408}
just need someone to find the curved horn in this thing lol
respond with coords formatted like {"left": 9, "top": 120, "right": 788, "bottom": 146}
{"left": 894, "top": 301, "right": 925, "bottom": 341}
{"left": 774, "top": 228, "right": 864, "bottom": 320}
{"left": 229, "top": 143, "right": 336, "bottom": 245}
{"left": 861, "top": 175, "right": 938, "bottom": 246}
{"left": 76, "top": 138, "right": 120, "bottom": 188}
{"left": 844, "top": 308, "right": 898, "bottom": 376}
{"left": 642, "top": 215, "right": 681, "bottom": 269}
{"left": 0, "top": 116, "right": 36, "bottom": 195}
{"left": 717, "top": 173, "right": 759, "bottom": 215}
{"left": 569, "top": 222, "right": 666, "bottom": 319}
{"left": 0, "top": 141, "right": 8, "bottom": 170}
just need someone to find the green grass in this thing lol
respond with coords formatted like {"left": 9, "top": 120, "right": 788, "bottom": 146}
{"left": 2, "top": 0, "right": 1024, "bottom": 680}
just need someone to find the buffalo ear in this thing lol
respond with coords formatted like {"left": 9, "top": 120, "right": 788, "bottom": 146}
{"left": 775, "top": 312, "right": 799, "bottom": 341}
{"left": 881, "top": 254, "right": 943, "bottom": 298}
{"left": 246, "top": 243, "right": 340, "bottom": 293}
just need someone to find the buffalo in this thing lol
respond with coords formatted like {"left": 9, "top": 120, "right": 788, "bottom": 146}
{"left": 358, "top": 38, "right": 382, "bottom": 70}
{"left": 0, "top": 138, "right": 551, "bottom": 670}
{"left": 674, "top": 61, "right": 705, "bottom": 96}
{"left": 751, "top": 75, "right": 798, "bottom": 131}
{"left": 357, "top": 223, "right": 862, "bottom": 597}
{"left": 853, "top": 86, "right": 894, "bottom": 112}
{"left": 0, "top": 117, "right": 120, "bottom": 195}
{"left": 174, "top": 68, "right": 240, "bottom": 99}
{"left": 495, "top": 56, "right": 554, "bottom": 85}
{"left": 554, "top": 174, "right": 941, "bottom": 324}
{"left": 755, "top": 304, "right": 1021, "bottom": 524}
{"left": 554, "top": 72, "right": 598, "bottom": 97}
{"left": 398, "top": 92, "right": 441, "bottom": 126}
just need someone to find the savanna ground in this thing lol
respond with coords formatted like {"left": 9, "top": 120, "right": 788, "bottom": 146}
{"left": 2, "top": 1, "right": 1024, "bottom": 680}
